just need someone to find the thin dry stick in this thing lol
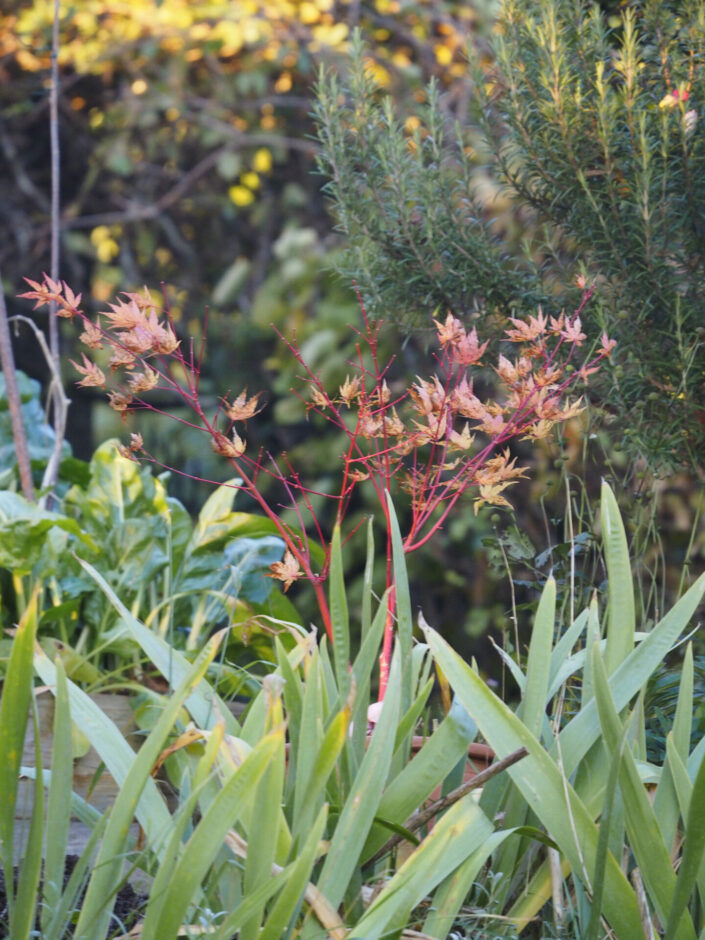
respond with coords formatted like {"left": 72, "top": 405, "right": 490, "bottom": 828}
{"left": 630, "top": 867, "right": 657, "bottom": 940}
{"left": 0, "top": 276, "right": 34, "bottom": 501}
{"left": 48, "top": 0, "right": 61, "bottom": 364}
{"left": 45, "top": 0, "right": 64, "bottom": 505}
{"left": 549, "top": 846, "right": 565, "bottom": 928}
{"left": 496, "top": 532, "right": 521, "bottom": 680}
{"left": 8, "top": 316, "right": 70, "bottom": 502}
{"left": 365, "top": 746, "right": 529, "bottom": 867}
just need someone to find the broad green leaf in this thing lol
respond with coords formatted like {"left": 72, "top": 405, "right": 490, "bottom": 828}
{"left": 601, "top": 481, "right": 635, "bottom": 674}
{"left": 519, "top": 577, "right": 555, "bottom": 736}
{"left": 329, "top": 524, "right": 350, "bottom": 697}
{"left": 0, "top": 492, "right": 95, "bottom": 571}
{"left": 317, "top": 646, "right": 402, "bottom": 910}
{"left": 558, "top": 573, "right": 705, "bottom": 776}
{"left": 189, "top": 476, "right": 241, "bottom": 546}
{"left": 140, "top": 732, "right": 280, "bottom": 940}
{"left": 665, "top": 741, "right": 705, "bottom": 940}
{"left": 0, "top": 589, "right": 39, "bottom": 885}
{"left": 41, "top": 660, "right": 73, "bottom": 936}
{"left": 74, "top": 632, "right": 227, "bottom": 940}
{"left": 422, "top": 622, "right": 644, "bottom": 939}
{"left": 592, "top": 643, "right": 694, "bottom": 939}
{"left": 222, "top": 534, "right": 286, "bottom": 604}
{"left": 364, "top": 697, "right": 477, "bottom": 860}
{"left": 352, "top": 796, "right": 495, "bottom": 940}
{"left": 74, "top": 556, "right": 240, "bottom": 733}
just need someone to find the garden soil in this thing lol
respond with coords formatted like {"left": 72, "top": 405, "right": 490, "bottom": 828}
{"left": 0, "top": 855, "right": 147, "bottom": 937}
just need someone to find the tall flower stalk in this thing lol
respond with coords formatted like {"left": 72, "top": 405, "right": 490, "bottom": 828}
{"left": 21, "top": 274, "right": 614, "bottom": 695}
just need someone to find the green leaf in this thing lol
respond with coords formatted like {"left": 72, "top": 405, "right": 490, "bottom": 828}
{"left": 74, "top": 631, "right": 227, "bottom": 940}
{"left": 519, "top": 577, "right": 555, "bottom": 736}
{"left": 13, "top": 699, "right": 44, "bottom": 940}
{"left": 665, "top": 740, "right": 705, "bottom": 940}
{"left": 557, "top": 573, "right": 705, "bottom": 776}
{"left": 421, "top": 621, "right": 644, "bottom": 939}
{"left": 329, "top": 524, "right": 350, "bottom": 698}
{"left": 387, "top": 494, "right": 412, "bottom": 710}
{"left": 352, "top": 796, "right": 495, "bottom": 940}
{"left": 41, "top": 660, "right": 73, "bottom": 935}
{"left": 592, "top": 643, "right": 695, "bottom": 939}
{"left": 222, "top": 535, "right": 285, "bottom": 604}
{"left": 0, "top": 492, "right": 95, "bottom": 570}
{"left": 317, "top": 646, "right": 402, "bottom": 910}
{"left": 424, "top": 830, "right": 511, "bottom": 939}
{"left": 601, "top": 481, "right": 635, "bottom": 674}
{"left": 364, "top": 698, "right": 477, "bottom": 861}
{"left": 139, "top": 731, "right": 281, "bottom": 940}
{"left": 74, "top": 556, "right": 240, "bottom": 733}
{"left": 259, "top": 804, "right": 328, "bottom": 940}
{"left": 0, "top": 589, "right": 39, "bottom": 895}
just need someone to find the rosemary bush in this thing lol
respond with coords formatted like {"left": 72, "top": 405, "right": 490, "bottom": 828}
{"left": 315, "top": 4, "right": 705, "bottom": 471}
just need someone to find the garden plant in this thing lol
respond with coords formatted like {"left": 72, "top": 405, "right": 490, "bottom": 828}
{"left": 1, "top": 0, "right": 704, "bottom": 936}
{"left": 1, "top": 477, "right": 704, "bottom": 938}
{"left": 19, "top": 272, "right": 614, "bottom": 695}
{"left": 315, "top": 6, "right": 705, "bottom": 471}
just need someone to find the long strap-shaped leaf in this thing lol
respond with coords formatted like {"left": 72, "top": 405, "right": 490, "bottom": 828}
{"left": 316, "top": 645, "right": 402, "bottom": 910}
{"left": 33, "top": 649, "right": 172, "bottom": 845}
{"left": 41, "top": 660, "right": 73, "bottom": 937}
{"left": 352, "top": 795, "right": 495, "bottom": 940}
{"left": 140, "top": 732, "right": 281, "bottom": 940}
{"left": 75, "top": 556, "right": 241, "bottom": 733}
{"left": 73, "top": 632, "right": 226, "bottom": 940}
{"left": 0, "top": 587, "right": 39, "bottom": 882}
{"left": 592, "top": 642, "right": 696, "bottom": 940}
{"left": 421, "top": 621, "right": 644, "bottom": 939}
{"left": 665, "top": 738, "right": 705, "bottom": 940}
{"left": 557, "top": 573, "right": 705, "bottom": 776}
{"left": 601, "top": 481, "right": 635, "bottom": 674}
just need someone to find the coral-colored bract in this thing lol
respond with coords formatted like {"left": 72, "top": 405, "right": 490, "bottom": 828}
{"left": 21, "top": 275, "right": 613, "bottom": 697}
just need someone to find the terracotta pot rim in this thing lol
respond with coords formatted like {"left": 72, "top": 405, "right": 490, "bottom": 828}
{"left": 409, "top": 737, "right": 494, "bottom": 759}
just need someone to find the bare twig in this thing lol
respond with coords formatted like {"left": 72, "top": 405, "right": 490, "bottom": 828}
{"left": 9, "top": 316, "right": 70, "bottom": 504}
{"left": 365, "top": 746, "right": 529, "bottom": 867}
{"left": 630, "top": 867, "right": 657, "bottom": 940}
{"left": 549, "top": 846, "right": 565, "bottom": 927}
{"left": 0, "top": 275, "right": 34, "bottom": 501}
{"left": 44, "top": 0, "right": 64, "bottom": 506}
{"left": 49, "top": 0, "right": 61, "bottom": 365}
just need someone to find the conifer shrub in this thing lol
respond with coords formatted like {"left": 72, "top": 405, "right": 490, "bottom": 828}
{"left": 315, "top": 3, "right": 705, "bottom": 471}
